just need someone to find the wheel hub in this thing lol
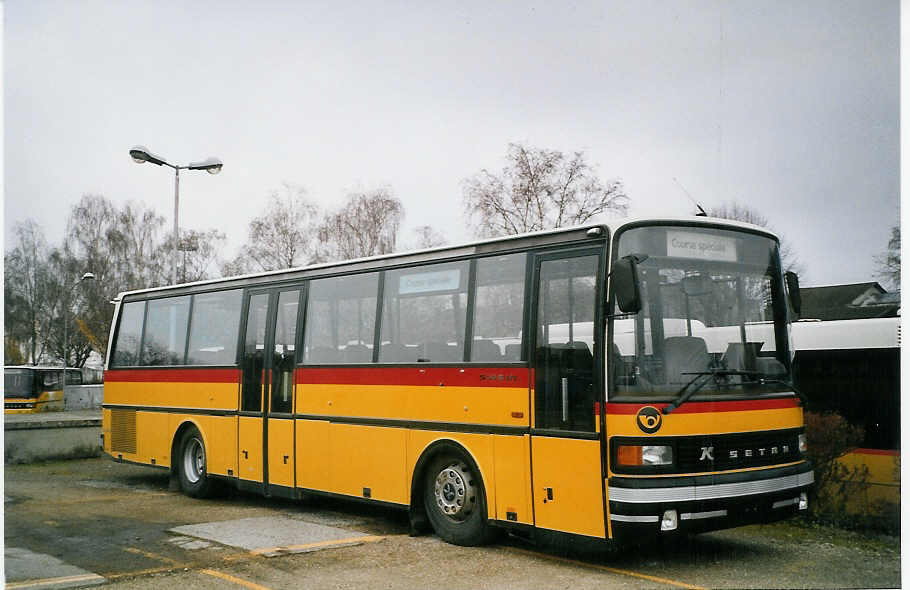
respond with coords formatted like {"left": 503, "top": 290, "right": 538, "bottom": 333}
{"left": 434, "top": 461, "right": 476, "bottom": 521}
{"left": 183, "top": 437, "right": 205, "bottom": 484}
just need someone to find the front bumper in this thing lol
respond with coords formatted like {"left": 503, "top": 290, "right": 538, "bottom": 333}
{"left": 608, "top": 462, "right": 813, "bottom": 540}
{"left": 5, "top": 398, "right": 38, "bottom": 413}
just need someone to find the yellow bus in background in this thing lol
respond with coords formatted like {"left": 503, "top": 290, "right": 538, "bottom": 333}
{"left": 103, "top": 220, "right": 813, "bottom": 548}
{"left": 4, "top": 366, "right": 82, "bottom": 413}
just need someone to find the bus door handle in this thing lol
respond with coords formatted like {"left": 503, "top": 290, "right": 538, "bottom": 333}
{"left": 561, "top": 378, "right": 569, "bottom": 422}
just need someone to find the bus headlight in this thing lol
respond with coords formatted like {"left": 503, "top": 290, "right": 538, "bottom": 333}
{"left": 798, "top": 434, "right": 808, "bottom": 454}
{"left": 617, "top": 445, "right": 673, "bottom": 466}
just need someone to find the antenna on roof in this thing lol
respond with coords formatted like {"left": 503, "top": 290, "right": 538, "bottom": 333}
{"left": 673, "top": 177, "right": 708, "bottom": 217}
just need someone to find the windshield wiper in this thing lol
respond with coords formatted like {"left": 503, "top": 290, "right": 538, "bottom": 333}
{"left": 663, "top": 371, "right": 714, "bottom": 415}
{"left": 663, "top": 369, "right": 760, "bottom": 415}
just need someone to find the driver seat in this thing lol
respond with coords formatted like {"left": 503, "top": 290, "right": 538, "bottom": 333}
{"left": 663, "top": 336, "right": 711, "bottom": 387}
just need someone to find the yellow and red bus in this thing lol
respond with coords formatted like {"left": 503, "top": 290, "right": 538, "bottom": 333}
{"left": 5, "top": 366, "right": 82, "bottom": 413}
{"left": 103, "top": 219, "right": 813, "bottom": 547}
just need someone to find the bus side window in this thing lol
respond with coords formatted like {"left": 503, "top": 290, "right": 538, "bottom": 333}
{"left": 187, "top": 289, "right": 243, "bottom": 366}
{"left": 471, "top": 253, "right": 526, "bottom": 362}
{"left": 110, "top": 301, "right": 146, "bottom": 367}
{"left": 302, "top": 273, "right": 379, "bottom": 364}
{"left": 141, "top": 296, "right": 191, "bottom": 366}
{"left": 379, "top": 261, "right": 469, "bottom": 363}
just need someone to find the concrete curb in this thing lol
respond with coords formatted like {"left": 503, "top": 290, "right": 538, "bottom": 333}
{"left": 5, "top": 410, "right": 102, "bottom": 464}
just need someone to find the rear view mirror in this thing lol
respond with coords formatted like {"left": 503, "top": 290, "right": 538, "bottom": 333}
{"left": 785, "top": 271, "right": 801, "bottom": 316}
{"left": 612, "top": 255, "right": 645, "bottom": 314}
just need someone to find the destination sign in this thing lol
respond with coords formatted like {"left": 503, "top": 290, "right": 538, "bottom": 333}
{"left": 399, "top": 269, "right": 461, "bottom": 294}
{"left": 666, "top": 230, "right": 737, "bottom": 262}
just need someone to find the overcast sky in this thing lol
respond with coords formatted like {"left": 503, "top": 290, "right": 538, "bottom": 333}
{"left": 4, "top": 1, "right": 899, "bottom": 287}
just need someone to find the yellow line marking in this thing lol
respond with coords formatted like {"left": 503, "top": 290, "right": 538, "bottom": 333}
{"left": 504, "top": 546, "right": 707, "bottom": 590}
{"left": 104, "top": 566, "right": 178, "bottom": 580}
{"left": 249, "top": 534, "right": 386, "bottom": 556}
{"left": 122, "top": 546, "right": 186, "bottom": 566}
{"left": 102, "top": 535, "right": 391, "bottom": 583}
{"left": 6, "top": 573, "right": 106, "bottom": 589}
{"left": 201, "top": 569, "right": 274, "bottom": 590}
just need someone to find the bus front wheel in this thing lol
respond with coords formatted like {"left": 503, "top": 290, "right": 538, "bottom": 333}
{"left": 423, "top": 454, "right": 493, "bottom": 546}
{"left": 177, "top": 426, "right": 216, "bottom": 498}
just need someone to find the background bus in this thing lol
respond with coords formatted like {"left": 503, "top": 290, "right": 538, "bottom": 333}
{"left": 4, "top": 367, "right": 83, "bottom": 413}
{"left": 103, "top": 220, "right": 812, "bottom": 548}
{"left": 791, "top": 316, "right": 900, "bottom": 510}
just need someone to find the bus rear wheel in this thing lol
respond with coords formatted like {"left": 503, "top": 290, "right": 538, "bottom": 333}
{"left": 423, "top": 454, "right": 492, "bottom": 546}
{"left": 177, "top": 426, "right": 216, "bottom": 498}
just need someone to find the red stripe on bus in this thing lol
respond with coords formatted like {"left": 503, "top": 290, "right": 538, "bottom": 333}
{"left": 295, "top": 366, "right": 531, "bottom": 388}
{"left": 605, "top": 398, "right": 799, "bottom": 415}
{"left": 104, "top": 368, "right": 241, "bottom": 383}
{"left": 851, "top": 448, "right": 900, "bottom": 456}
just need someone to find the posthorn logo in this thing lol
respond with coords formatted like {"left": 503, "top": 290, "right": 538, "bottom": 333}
{"left": 636, "top": 406, "right": 662, "bottom": 434}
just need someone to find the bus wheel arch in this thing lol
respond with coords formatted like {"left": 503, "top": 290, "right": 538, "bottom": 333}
{"left": 172, "top": 420, "right": 216, "bottom": 498}
{"left": 410, "top": 439, "right": 494, "bottom": 546}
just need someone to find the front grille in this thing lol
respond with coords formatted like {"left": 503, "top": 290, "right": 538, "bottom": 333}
{"left": 110, "top": 409, "right": 137, "bottom": 454}
{"left": 676, "top": 429, "right": 802, "bottom": 472}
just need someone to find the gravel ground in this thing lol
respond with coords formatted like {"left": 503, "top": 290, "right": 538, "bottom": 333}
{"left": 4, "top": 458, "right": 901, "bottom": 590}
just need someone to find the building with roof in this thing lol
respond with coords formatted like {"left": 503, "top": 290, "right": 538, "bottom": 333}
{"left": 799, "top": 282, "right": 900, "bottom": 321}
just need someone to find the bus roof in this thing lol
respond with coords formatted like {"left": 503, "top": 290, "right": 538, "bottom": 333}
{"left": 113, "top": 216, "right": 779, "bottom": 302}
{"left": 791, "top": 316, "right": 900, "bottom": 351}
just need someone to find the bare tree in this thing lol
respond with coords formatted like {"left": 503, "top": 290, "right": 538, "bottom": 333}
{"left": 875, "top": 225, "right": 900, "bottom": 290}
{"left": 228, "top": 184, "right": 320, "bottom": 273}
{"left": 463, "top": 143, "right": 629, "bottom": 238}
{"left": 5, "top": 337, "right": 26, "bottom": 365}
{"left": 5, "top": 195, "right": 227, "bottom": 365}
{"left": 44, "top": 247, "right": 95, "bottom": 368}
{"left": 408, "top": 225, "right": 447, "bottom": 250}
{"left": 62, "top": 194, "right": 171, "bottom": 362}
{"left": 317, "top": 188, "right": 404, "bottom": 261}
{"left": 109, "top": 200, "right": 170, "bottom": 288}
{"left": 708, "top": 202, "right": 803, "bottom": 275}
{"left": 175, "top": 229, "right": 227, "bottom": 283}
{"left": 4, "top": 220, "right": 54, "bottom": 364}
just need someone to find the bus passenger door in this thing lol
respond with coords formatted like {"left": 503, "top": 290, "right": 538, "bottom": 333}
{"left": 239, "top": 288, "right": 302, "bottom": 494}
{"left": 265, "top": 288, "right": 302, "bottom": 493}
{"left": 239, "top": 292, "right": 269, "bottom": 484}
{"left": 530, "top": 250, "right": 606, "bottom": 539}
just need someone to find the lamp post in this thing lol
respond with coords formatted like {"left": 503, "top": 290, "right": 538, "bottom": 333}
{"left": 129, "top": 146, "right": 223, "bottom": 284}
{"left": 62, "top": 272, "right": 95, "bottom": 391}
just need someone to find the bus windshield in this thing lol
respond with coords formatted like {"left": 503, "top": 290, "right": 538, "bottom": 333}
{"left": 4, "top": 369, "right": 36, "bottom": 398}
{"left": 610, "top": 225, "right": 792, "bottom": 401}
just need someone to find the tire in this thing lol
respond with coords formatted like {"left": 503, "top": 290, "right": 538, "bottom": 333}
{"left": 176, "top": 426, "right": 216, "bottom": 498}
{"left": 423, "top": 453, "right": 493, "bottom": 546}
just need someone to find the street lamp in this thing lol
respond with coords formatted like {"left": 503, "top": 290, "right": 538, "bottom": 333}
{"left": 62, "top": 272, "right": 95, "bottom": 393}
{"left": 129, "top": 146, "right": 223, "bottom": 284}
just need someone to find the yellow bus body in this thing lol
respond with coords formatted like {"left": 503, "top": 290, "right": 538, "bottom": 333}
{"left": 102, "top": 223, "right": 814, "bottom": 547}
{"left": 4, "top": 388, "right": 65, "bottom": 413}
